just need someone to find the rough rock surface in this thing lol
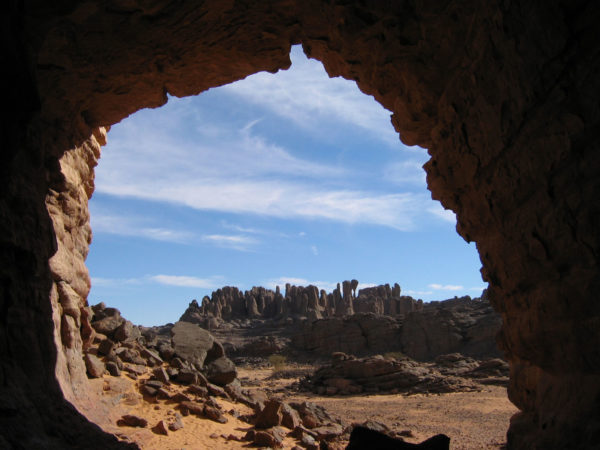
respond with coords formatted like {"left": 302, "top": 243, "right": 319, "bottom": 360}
{"left": 2, "top": 1, "right": 599, "bottom": 448}
{"left": 181, "top": 284, "right": 500, "bottom": 361}
{"left": 301, "top": 353, "right": 509, "bottom": 396}
{"left": 184, "top": 281, "right": 422, "bottom": 325}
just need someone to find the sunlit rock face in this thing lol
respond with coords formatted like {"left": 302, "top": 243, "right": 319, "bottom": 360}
{"left": 1, "top": 0, "right": 598, "bottom": 448}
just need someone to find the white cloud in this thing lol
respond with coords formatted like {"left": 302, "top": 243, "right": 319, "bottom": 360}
{"left": 428, "top": 283, "right": 464, "bottom": 291}
{"left": 310, "top": 245, "right": 319, "bottom": 256}
{"left": 90, "top": 277, "right": 142, "bottom": 287}
{"left": 427, "top": 205, "right": 457, "bottom": 224}
{"left": 383, "top": 159, "right": 428, "bottom": 186}
{"left": 469, "top": 286, "right": 487, "bottom": 292}
{"left": 95, "top": 46, "right": 450, "bottom": 232}
{"left": 221, "top": 46, "right": 400, "bottom": 146}
{"left": 91, "top": 211, "right": 194, "bottom": 243}
{"left": 150, "top": 274, "right": 222, "bottom": 289}
{"left": 201, "top": 234, "right": 258, "bottom": 251}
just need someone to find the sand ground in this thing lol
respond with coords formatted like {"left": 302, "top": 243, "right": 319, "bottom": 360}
{"left": 85, "top": 365, "right": 517, "bottom": 449}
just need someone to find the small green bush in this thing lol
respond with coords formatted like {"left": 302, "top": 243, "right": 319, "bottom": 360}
{"left": 268, "top": 354, "right": 287, "bottom": 372}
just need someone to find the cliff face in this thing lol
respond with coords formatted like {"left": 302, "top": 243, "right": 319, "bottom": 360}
{"left": 2, "top": 1, "right": 599, "bottom": 448}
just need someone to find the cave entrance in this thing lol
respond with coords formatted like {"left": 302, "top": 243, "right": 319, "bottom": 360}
{"left": 87, "top": 44, "right": 484, "bottom": 326}
{"left": 78, "top": 45, "right": 514, "bottom": 447}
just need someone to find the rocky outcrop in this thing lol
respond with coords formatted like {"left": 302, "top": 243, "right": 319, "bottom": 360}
{"left": 301, "top": 353, "right": 509, "bottom": 396}
{"left": 400, "top": 295, "right": 502, "bottom": 360}
{"left": 181, "top": 284, "right": 499, "bottom": 361}
{"left": 2, "top": 1, "right": 599, "bottom": 448}
{"left": 182, "top": 281, "right": 421, "bottom": 325}
{"left": 85, "top": 304, "right": 238, "bottom": 389}
{"left": 291, "top": 313, "right": 403, "bottom": 357}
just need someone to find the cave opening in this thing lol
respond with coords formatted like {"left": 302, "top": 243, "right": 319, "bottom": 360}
{"left": 72, "top": 45, "right": 515, "bottom": 447}
{"left": 3, "top": 2, "right": 598, "bottom": 449}
{"left": 86, "top": 45, "right": 484, "bottom": 326}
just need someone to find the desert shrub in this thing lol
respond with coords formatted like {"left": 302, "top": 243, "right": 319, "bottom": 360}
{"left": 268, "top": 354, "right": 287, "bottom": 372}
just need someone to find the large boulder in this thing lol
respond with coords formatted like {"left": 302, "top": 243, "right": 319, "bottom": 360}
{"left": 204, "top": 356, "right": 237, "bottom": 386}
{"left": 170, "top": 321, "right": 215, "bottom": 370}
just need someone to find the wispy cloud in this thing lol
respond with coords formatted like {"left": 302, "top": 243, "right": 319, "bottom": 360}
{"left": 469, "top": 286, "right": 487, "bottom": 292}
{"left": 201, "top": 234, "right": 258, "bottom": 251}
{"left": 90, "top": 277, "right": 143, "bottom": 287}
{"left": 383, "top": 159, "right": 428, "bottom": 187}
{"left": 429, "top": 283, "right": 464, "bottom": 291}
{"left": 222, "top": 46, "right": 400, "bottom": 146}
{"left": 95, "top": 46, "right": 450, "bottom": 232}
{"left": 91, "top": 275, "right": 224, "bottom": 289}
{"left": 91, "top": 211, "right": 194, "bottom": 243}
{"left": 310, "top": 245, "right": 319, "bottom": 256}
{"left": 150, "top": 274, "right": 223, "bottom": 289}
{"left": 427, "top": 205, "right": 457, "bottom": 224}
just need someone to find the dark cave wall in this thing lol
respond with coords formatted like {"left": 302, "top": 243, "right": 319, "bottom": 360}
{"left": 1, "top": 0, "right": 599, "bottom": 448}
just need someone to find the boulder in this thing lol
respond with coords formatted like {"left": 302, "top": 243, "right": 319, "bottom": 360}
{"left": 84, "top": 353, "right": 105, "bottom": 378}
{"left": 171, "top": 321, "right": 215, "bottom": 369}
{"left": 204, "top": 356, "right": 237, "bottom": 386}
{"left": 255, "top": 400, "right": 283, "bottom": 429}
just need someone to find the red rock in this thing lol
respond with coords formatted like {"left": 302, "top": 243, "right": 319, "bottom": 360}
{"left": 168, "top": 413, "right": 184, "bottom": 432}
{"left": 118, "top": 414, "right": 148, "bottom": 428}
{"left": 84, "top": 353, "right": 105, "bottom": 378}
{"left": 204, "top": 405, "right": 228, "bottom": 424}
{"left": 151, "top": 420, "right": 168, "bottom": 436}
{"left": 255, "top": 399, "right": 283, "bottom": 429}
{"left": 179, "top": 401, "right": 204, "bottom": 416}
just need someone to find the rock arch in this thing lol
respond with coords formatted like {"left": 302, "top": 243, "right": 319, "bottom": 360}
{"left": 1, "top": 1, "right": 598, "bottom": 448}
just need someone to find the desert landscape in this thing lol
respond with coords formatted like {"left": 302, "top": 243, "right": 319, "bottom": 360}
{"left": 78, "top": 281, "right": 516, "bottom": 449}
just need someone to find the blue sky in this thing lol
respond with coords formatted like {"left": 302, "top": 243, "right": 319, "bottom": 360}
{"left": 87, "top": 45, "right": 486, "bottom": 326}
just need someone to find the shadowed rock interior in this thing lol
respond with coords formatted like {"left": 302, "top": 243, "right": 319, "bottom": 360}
{"left": 1, "top": 1, "right": 599, "bottom": 448}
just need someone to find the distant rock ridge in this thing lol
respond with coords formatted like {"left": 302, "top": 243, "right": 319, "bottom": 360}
{"left": 180, "top": 280, "right": 424, "bottom": 325}
{"left": 178, "top": 281, "right": 501, "bottom": 361}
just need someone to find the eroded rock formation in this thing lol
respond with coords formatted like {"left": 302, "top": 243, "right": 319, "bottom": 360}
{"left": 2, "top": 1, "right": 599, "bottom": 448}
{"left": 180, "top": 283, "right": 499, "bottom": 361}
{"left": 182, "top": 281, "right": 422, "bottom": 325}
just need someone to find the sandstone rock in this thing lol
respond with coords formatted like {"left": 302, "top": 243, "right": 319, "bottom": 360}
{"left": 179, "top": 401, "right": 205, "bottom": 416}
{"left": 255, "top": 399, "right": 283, "bottom": 429}
{"left": 282, "top": 402, "right": 302, "bottom": 429}
{"left": 204, "top": 356, "right": 237, "bottom": 386}
{"left": 168, "top": 413, "right": 184, "bottom": 431}
{"left": 84, "top": 353, "right": 105, "bottom": 378}
{"left": 97, "top": 338, "right": 115, "bottom": 356}
{"left": 114, "top": 320, "right": 138, "bottom": 342}
{"left": 171, "top": 321, "right": 215, "bottom": 369}
{"left": 313, "top": 423, "right": 344, "bottom": 440}
{"left": 152, "top": 420, "right": 169, "bottom": 436}
{"left": 253, "top": 427, "right": 285, "bottom": 448}
{"left": 105, "top": 361, "right": 121, "bottom": 377}
{"left": 171, "top": 392, "right": 192, "bottom": 403}
{"left": 6, "top": 3, "right": 598, "bottom": 449}
{"left": 204, "top": 405, "right": 228, "bottom": 424}
{"left": 118, "top": 414, "right": 148, "bottom": 428}
{"left": 122, "top": 363, "right": 147, "bottom": 376}
{"left": 153, "top": 366, "right": 170, "bottom": 384}
{"left": 206, "top": 383, "right": 229, "bottom": 399}
{"left": 187, "top": 384, "right": 209, "bottom": 398}
{"left": 115, "top": 347, "right": 145, "bottom": 365}
{"left": 176, "top": 369, "right": 199, "bottom": 385}
{"left": 289, "top": 402, "right": 338, "bottom": 429}
{"left": 91, "top": 312, "right": 125, "bottom": 338}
